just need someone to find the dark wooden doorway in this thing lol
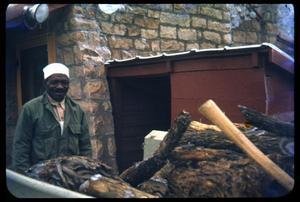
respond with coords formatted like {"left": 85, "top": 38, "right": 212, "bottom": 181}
{"left": 6, "top": 30, "right": 55, "bottom": 167}
{"left": 108, "top": 75, "right": 171, "bottom": 173}
{"left": 19, "top": 45, "right": 48, "bottom": 104}
{"left": 14, "top": 32, "right": 56, "bottom": 111}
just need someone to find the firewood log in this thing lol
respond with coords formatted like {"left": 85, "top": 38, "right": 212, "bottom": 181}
{"left": 26, "top": 156, "right": 157, "bottom": 198}
{"left": 136, "top": 145, "right": 293, "bottom": 197}
{"left": 166, "top": 146, "right": 293, "bottom": 197}
{"left": 171, "top": 146, "right": 246, "bottom": 161}
{"left": 79, "top": 174, "right": 158, "bottom": 198}
{"left": 238, "top": 105, "right": 294, "bottom": 137}
{"left": 166, "top": 153, "right": 292, "bottom": 197}
{"left": 137, "top": 162, "right": 175, "bottom": 197}
{"left": 179, "top": 127, "right": 294, "bottom": 157}
{"left": 120, "top": 111, "right": 192, "bottom": 186}
{"left": 25, "top": 156, "right": 114, "bottom": 192}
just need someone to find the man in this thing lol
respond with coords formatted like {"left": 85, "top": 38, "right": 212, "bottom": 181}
{"left": 12, "top": 63, "right": 92, "bottom": 173}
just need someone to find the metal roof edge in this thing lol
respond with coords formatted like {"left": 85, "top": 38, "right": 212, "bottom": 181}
{"left": 136, "top": 53, "right": 164, "bottom": 59}
{"left": 105, "top": 53, "right": 165, "bottom": 65}
{"left": 195, "top": 47, "right": 225, "bottom": 52}
{"left": 105, "top": 43, "right": 294, "bottom": 65}
{"left": 105, "top": 57, "right": 138, "bottom": 64}
{"left": 162, "top": 50, "right": 192, "bottom": 57}
{"left": 261, "top": 42, "right": 294, "bottom": 63}
{"left": 224, "top": 44, "right": 263, "bottom": 50}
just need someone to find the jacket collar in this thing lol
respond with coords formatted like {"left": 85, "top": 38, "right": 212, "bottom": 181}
{"left": 42, "top": 92, "right": 72, "bottom": 128}
{"left": 47, "top": 93, "right": 65, "bottom": 109}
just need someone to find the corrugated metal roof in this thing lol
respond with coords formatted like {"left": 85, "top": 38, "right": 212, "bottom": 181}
{"left": 105, "top": 43, "right": 294, "bottom": 65}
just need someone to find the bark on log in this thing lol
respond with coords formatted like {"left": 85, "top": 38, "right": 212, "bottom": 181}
{"left": 139, "top": 146, "right": 293, "bottom": 197}
{"left": 238, "top": 105, "right": 294, "bottom": 137}
{"left": 153, "top": 110, "right": 192, "bottom": 158}
{"left": 120, "top": 111, "right": 192, "bottom": 186}
{"left": 171, "top": 146, "right": 293, "bottom": 173}
{"left": 26, "top": 156, "right": 157, "bottom": 198}
{"left": 179, "top": 126, "right": 294, "bottom": 157}
{"left": 79, "top": 174, "right": 158, "bottom": 198}
{"left": 171, "top": 146, "right": 246, "bottom": 161}
{"left": 119, "top": 156, "right": 166, "bottom": 187}
{"left": 166, "top": 150, "right": 293, "bottom": 197}
{"left": 137, "top": 162, "right": 175, "bottom": 197}
{"left": 25, "top": 156, "right": 115, "bottom": 192}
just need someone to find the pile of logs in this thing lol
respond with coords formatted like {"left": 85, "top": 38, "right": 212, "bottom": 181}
{"left": 25, "top": 156, "right": 114, "bottom": 191}
{"left": 25, "top": 155, "right": 157, "bottom": 198}
{"left": 137, "top": 127, "right": 293, "bottom": 197}
{"left": 24, "top": 105, "right": 294, "bottom": 198}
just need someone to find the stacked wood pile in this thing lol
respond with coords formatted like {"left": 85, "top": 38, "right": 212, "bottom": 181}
{"left": 25, "top": 155, "right": 157, "bottom": 198}
{"left": 24, "top": 107, "right": 294, "bottom": 198}
{"left": 25, "top": 155, "right": 114, "bottom": 191}
{"left": 137, "top": 125, "right": 293, "bottom": 197}
{"left": 121, "top": 106, "right": 294, "bottom": 197}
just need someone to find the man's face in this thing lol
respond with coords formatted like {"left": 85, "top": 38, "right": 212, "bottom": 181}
{"left": 45, "top": 74, "right": 69, "bottom": 102}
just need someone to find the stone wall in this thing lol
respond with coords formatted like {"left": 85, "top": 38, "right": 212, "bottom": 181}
{"left": 49, "top": 4, "right": 293, "bottom": 173}
{"left": 95, "top": 4, "right": 292, "bottom": 59}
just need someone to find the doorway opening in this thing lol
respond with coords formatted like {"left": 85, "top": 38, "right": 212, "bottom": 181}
{"left": 19, "top": 45, "right": 48, "bottom": 104}
{"left": 6, "top": 31, "right": 55, "bottom": 167}
{"left": 108, "top": 74, "right": 171, "bottom": 172}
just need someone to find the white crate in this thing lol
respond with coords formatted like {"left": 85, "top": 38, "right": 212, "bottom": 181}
{"left": 143, "top": 130, "right": 167, "bottom": 160}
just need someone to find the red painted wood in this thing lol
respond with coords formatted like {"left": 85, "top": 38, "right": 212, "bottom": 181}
{"left": 173, "top": 54, "right": 257, "bottom": 73}
{"left": 264, "top": 63, "right": 294, "bottom": 116}
{"left": 107, "top": 62, "right": 171, "bottom": 77}
{"left": 171, "top": 68, "right": 266, "bottom": 123}
{"left": 269, "top": 49, "right": 294, "bottom": 74}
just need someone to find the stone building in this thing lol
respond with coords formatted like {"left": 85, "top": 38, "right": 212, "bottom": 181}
{"left": 6, "top": 4, "right": 294, "bottom": 173}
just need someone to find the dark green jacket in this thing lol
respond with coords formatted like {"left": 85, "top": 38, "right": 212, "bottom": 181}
{"left": 12, "top": 93, "right": 92, "bottom": 173}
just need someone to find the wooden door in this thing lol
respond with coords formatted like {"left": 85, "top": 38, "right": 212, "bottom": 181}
{"left": 109, "top": 75, "right": 171, "bottom": 172}
{"left": 16, "top": 32, "right": 56, "bottom": 111}
{"left": 19, "top": 45, "right": 48, "bottom": 104}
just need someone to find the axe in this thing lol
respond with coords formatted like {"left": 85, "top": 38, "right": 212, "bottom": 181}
{"left": 198, "top": 99, "right": 294, "bottom": 192}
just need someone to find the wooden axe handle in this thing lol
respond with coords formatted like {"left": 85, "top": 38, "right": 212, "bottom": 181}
{"left": 198, "top": 99, "right": 294, "bottom": 192}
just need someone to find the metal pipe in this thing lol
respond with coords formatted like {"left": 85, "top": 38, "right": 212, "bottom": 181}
{"left": 6, "top": 169, "right": 94, "bottom": 198}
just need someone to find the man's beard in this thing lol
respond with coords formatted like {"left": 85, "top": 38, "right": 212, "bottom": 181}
{"left": 48, "top": 89, "right": 68, "bottom": 102}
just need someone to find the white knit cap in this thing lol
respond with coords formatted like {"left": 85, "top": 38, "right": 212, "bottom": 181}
{"left": 43, "top": 63, "right": 69, "bottom": 79}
